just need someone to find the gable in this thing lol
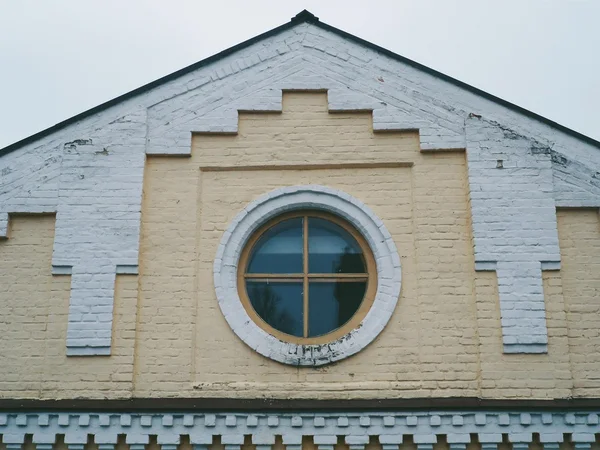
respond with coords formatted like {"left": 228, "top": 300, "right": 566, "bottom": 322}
{"left": 0, "top": 11, "right": 599, "bottom": 360}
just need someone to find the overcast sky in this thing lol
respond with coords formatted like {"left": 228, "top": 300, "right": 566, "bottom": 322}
{"left": 1, "top": 0, "right": 599, "bottom": 149}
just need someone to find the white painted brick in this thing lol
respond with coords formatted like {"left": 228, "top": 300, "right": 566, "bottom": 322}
{"left": 465, "top": 117, "right": 564, "bottom": 352}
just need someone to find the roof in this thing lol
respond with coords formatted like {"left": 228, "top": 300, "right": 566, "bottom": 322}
{"left": 1, "top": 9, "right": 598, "bottom": 158}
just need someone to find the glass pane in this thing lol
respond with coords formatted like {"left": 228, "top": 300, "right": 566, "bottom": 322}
{"left": 247, "top": 218, "right": 303, "bottom": 273}
{"left": 246, "top": 281, "right": 304, "bottom": 337}
{"left": 308, "top": 218, "right": 366, "bottom": 273}
{"left": 308, "top": 281, "right": 366, "bottom": 337}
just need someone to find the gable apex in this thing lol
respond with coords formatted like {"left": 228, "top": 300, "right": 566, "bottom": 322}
{"left": 291, "top": 9, "right": 320, "bottom": 24}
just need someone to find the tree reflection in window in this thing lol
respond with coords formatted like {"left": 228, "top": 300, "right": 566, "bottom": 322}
{"left": 334, "top": 245, "right": 365, "bottom": 327}
{"left": 247, "top": 281, "right": 303, "bottom": 337}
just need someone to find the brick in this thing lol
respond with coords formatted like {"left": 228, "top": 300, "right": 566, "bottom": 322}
{"left": 1, "top": 18, "right": 599, "bottom": 399}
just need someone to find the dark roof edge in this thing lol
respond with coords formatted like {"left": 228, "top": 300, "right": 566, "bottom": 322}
{"left": 2, "top": 397, "right": 600, "bottom": 412}
{"left": 313, "top": 19, "right": 600, "bottom": 149}
{"left": 1, "top": 9, "right": 598, "bottom": 158}
{"left": 0, "top": 17, "right": 301, "bottom": 158}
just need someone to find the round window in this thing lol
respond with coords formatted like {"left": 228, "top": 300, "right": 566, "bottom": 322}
{"left": 237, "top": 211, "right": 377, "bottom": 344}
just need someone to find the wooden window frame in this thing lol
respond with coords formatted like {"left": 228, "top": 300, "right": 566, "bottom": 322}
{"left": 237, "top": 210, "right": 378, "bottom": 345}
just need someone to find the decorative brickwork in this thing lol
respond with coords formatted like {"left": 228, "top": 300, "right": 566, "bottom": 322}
{"left": 0, "top": 113, "right": 145, "bottom": 356}
{"left": 0, "top": 411, "right": 598, "bottom": 449}
{"left": 465, "top": 116, "right": 562, "bottom": 353}
{"left": 146, "top": 69, "right": 464, "bottom": 156}
{"left": 1, "top": 18, "right": 599, "bottom": 356}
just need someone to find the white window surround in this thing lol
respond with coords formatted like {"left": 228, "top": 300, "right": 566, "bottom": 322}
{"left": 213, "top": 185, "right": 402, "bottom": 366}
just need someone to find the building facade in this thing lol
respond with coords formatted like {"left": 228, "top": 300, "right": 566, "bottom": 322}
{"left": 1, "top": 10, "right": 600, "bottom": 450}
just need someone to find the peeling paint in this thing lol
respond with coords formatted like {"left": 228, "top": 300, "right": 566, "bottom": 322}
{"left": 63, "top": 139, "right": 93, "bottom": 150}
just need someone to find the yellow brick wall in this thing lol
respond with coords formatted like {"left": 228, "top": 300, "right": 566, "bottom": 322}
{"left": 133, "top": 92, "right": 480, "bottom": 398}
{"left": 557, "top": 208, "right": 600, "bottom": 397}
{"left": 1, "top": 92, "right": 599, "bottom": 400}
{"left": 473, "top": 271, "right": 572, "bottom": 399}
{"left": 0, "top": 215, "right": 137, "bottom": 399}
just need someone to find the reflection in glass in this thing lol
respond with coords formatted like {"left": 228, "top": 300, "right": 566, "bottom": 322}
{"left": 308, "top": 281, "right": 366, "bottom": 337}
{"left": 246, "top": 281, "right": 304, "bottom": 337}
{"left": 308, "top": 218, "right": 365, "bottom": 273}
{"left": 247, "top": 218, "right": 303, "bottom": 273}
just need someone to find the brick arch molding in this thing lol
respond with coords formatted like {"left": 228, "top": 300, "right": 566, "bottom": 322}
{"left": 213, "top": 185, "right": 402, "bottom": 366}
